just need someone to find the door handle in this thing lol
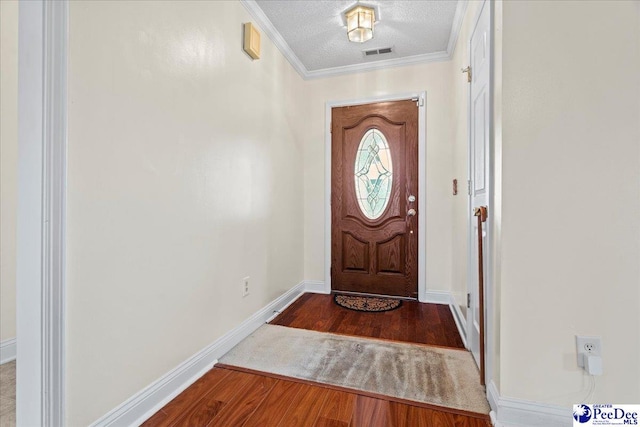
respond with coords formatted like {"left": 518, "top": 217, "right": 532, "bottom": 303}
{"left": 407, "top": 209, "right": 417, "bottom": 216}
{"left": 474, "top": 206, "right": 488, "bottom": 222}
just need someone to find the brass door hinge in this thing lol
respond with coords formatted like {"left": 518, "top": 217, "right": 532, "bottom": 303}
{"left": 461, "top": 66, "right": 472, "bottom": 83}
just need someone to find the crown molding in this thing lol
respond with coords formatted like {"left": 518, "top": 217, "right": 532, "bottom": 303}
{"left": 447, "top": 0, "right": 469, "bottom": 58}
{"left": 304, "top": 50, "right": 451, "bottom": 79}
{"left": 239, "top": 0, "right": 469, "bottom": 80}
{"left": 239, "top": 0, "right": 309, "bottom": 77}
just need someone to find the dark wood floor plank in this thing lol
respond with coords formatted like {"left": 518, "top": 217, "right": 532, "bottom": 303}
{"left": 408, "top": 406, "right": 456, "bottom": 427}
{"left": 314, "top": 389, "right": 355, "bottom": 426}
{"left": 271, "top": 293, "right": 464, "bottom": 349}
{"left": 141, "top": 368, "right": 231, "bottom": 427}
{"left": 316, "top": 418, "right": 349, "bottom": 427}
{"left": 171, "top": 370, "right": 255, "bottom": 427}
{"left": 276, "top": 383, "right": 330, "bottom": 427}
{"left": 452, "top": 413, "right": 493, "bottom": 427}
{"left": 206, "top": 374, "right": 277, "bottom": 426}
{"left": 387, "top": 401, "right": 410, "bottom": 427}
{"left": 141, "top": 409, "right": 168, "bottom": 427}
{"left": 328, "top": 310, "right": 348, "bottom": 334}
{"left": 173, "top": 397, "right": 225, "bottom": 427}
{"left": 350, "top": 395, "right": 393, "bottom": 427}
{"left": 243, "top": 379, "right": 304, "bottom": 427}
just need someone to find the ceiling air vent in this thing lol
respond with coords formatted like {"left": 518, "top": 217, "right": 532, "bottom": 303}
{"left": 363, "top": 46, "right": 393, "bottom": 57}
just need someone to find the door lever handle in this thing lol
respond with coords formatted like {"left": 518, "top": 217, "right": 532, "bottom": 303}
{"left": 474, "top": 206, "right": 488, "bottom": 222}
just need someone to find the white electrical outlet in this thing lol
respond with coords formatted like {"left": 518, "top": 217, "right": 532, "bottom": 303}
{"left": 576, "top": 335, "right": 602, "bottom": 368}
{"left": 242, "top": 277, "right": 250, "bottom": 297}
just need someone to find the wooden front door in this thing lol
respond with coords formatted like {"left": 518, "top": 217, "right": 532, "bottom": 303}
{"left": 331, "top": 100, "right": 419, "bottom": 298}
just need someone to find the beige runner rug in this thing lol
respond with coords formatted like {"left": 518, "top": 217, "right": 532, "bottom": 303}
{"left": 218, "top": 324, "right": 490, "bottom": 415}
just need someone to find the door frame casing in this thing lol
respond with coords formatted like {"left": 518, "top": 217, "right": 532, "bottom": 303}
{"left": 324, "top": 92, "right": 427, "bottom": 301}
{"left": 17, "top": 1, "right": 67, "bottom": 425}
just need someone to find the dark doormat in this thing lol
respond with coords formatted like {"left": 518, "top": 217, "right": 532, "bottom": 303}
{"left": 334, "top": 294, "right": 402, "bottom": 312}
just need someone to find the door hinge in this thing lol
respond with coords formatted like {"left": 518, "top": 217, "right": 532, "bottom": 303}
{"left": 461, "top": 66, "right": 472, "bottom": 83}
{"left": 467, "top": 293, "right": 471, "bottom": 308}
{"left": 467, "top": 179, "right": 472, "bottom": 195}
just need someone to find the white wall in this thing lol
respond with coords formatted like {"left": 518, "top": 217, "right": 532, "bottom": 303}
{"left": 0, "top": 0, "right": 18, "bottom": 344}
{"left": 497, "top": 0, "right": 640, "bottom": 404}
{"left": 66, "top": 1, "right": 305, "bottom": 424}
{"left": 302, "top": 63, "right": 456, "bottom": 295}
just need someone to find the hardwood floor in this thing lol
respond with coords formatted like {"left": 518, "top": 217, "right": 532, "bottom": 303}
{"left": 142, "top": 367, "right": 490, "bottom": 427}
{"left": 143, "top": 294, "right": 483, "bottom": 426}
{"left": 271, "top": 293, "right": 465, "bottom": 349}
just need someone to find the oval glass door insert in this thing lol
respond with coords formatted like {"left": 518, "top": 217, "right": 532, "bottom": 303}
{"left": 354, "top": 128, "right": 393, "bottom": 219}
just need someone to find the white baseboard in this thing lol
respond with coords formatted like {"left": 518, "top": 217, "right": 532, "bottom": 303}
{"left": 487, "top": 379, "right": 500, "bottom": 414}
{"left": 423, "top": 290, "right": 452, "bottom": 305}
{"left": 449, "top": 302, "right": 467, "bottom": 348}
{"left": 488, "top": 381, "right": 572, "bottom": 427}
{"left": 90, "top": 281, "right": 306, "bottom": 427}
{"left": 304, "top": 280, "right": 329, "bottom": 294}
{"left": 0, "top": 338, "right": 17, "bottom": 364}
{"left": 422, "top": 290, "right": 468, "bottom": 349}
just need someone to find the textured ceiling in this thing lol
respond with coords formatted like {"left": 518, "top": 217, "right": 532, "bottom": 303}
{"left": 251, "top": 0, "right": 463, "bottom": 75}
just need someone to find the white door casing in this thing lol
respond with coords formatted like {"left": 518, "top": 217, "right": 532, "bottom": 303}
{"left": 467, "top": 1, "right": 491, "bottom": 370}
{"left": 17, "top": 1, "right": 67, "bottom": 425}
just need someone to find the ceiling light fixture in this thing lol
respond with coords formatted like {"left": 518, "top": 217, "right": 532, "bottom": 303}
{"left": 345, "top": 5, "right": 375, "bottom": 43}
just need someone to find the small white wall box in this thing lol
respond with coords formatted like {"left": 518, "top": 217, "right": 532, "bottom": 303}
{"left": 244, "top": 22, "right": 261, "bottom": 59}
{"left": 585, "top": 355, "right": 603, "bottom": 376}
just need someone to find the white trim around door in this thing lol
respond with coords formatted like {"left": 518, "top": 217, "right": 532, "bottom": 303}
{"left": 0, "top": 338, "right": 17, "bottom": 364}
{"left": 17, "top": 1, "right": 68, "bottom": 425}
{"left": 324, "top": 92, "right": 427, "bottom": 302}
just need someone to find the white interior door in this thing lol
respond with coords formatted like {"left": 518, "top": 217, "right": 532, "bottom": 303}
{"left": 467, "top": 1, "right": 491, "bottom": 369}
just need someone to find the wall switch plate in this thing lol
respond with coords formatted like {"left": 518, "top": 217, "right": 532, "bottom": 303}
{"left": 576, "top": 335, "right": 602, "bottom": 369}
{"left": 242, "top": 277, "right": 250, "bottom": 297}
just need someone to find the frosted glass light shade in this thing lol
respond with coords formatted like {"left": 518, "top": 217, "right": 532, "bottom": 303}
{"left": 346, "top": 5, "right": 375, "bottom": 43}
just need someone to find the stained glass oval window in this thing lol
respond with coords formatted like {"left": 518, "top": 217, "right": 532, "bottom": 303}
{"left": 354, "top": 129, "right": 393, "bottom": 220}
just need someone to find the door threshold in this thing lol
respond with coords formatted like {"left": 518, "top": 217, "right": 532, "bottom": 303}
{"left": 331, "top": 290, "right": 417, "bottom": 301}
